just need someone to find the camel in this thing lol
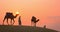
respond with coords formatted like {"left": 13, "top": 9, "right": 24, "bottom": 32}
{"left": 31, "top": 16, "right": 39, "bottom": 27}
{"left": 3, "top": 12, "right": 19, "bottom": 25}
{"left": 34, "top": 19, "right": 39, "bottom": 27}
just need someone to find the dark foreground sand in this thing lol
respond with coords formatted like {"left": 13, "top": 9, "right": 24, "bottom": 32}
{"left": 0, "top": 25, "right": 58, "bottom": 32}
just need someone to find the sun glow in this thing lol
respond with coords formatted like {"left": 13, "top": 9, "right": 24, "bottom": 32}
{"left": 16, "top": 12, "right": 19, "bottom": 14}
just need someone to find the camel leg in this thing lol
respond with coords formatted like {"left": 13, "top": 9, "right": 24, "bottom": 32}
{"left": 7, "top": 18, "right": 9, "bottom": 25}
{"left": 12, "top": 19, "right": 15, "bottom": 25}
{"left": 3, "top": 17, "right": 6, "bottom": 25}
{"left": 35, "top": 23, "right": 36, "bottom": 27}
{"left": 31, "top": 22, "right": 33, "bottom": 26}
{"left": 34, "top": 23, "right": 36, "bottom": 27}
{"left": 31, "top": 22, "right": 32, "bottom": 26}
{"left": 10, "top": 19, "right": 12, "bottom": 25}
{"left": 32, "top": 22, "right": 36, "bottom": 26}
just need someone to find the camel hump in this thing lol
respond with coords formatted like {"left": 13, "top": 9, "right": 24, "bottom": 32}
{"left": 6, "top": 12, "right": 13, "bottom": 16}
{"left": 6, "top": 12, "right": 13, "bottom": 15}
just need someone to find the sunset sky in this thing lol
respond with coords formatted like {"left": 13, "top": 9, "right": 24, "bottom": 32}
{"left": 0, "top": 0, "right": 60, "bottom": 31}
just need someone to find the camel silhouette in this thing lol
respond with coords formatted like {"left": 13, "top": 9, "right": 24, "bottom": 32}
{"left": 31, "top": 16, "right": 39, "bottom": 27}
{"left": 3, "top": 12, "right": 19, "bottom": 25}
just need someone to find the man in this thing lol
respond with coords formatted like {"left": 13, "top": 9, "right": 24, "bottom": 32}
{"left": 18, "top": 16, "right": 21, "bottom": 25}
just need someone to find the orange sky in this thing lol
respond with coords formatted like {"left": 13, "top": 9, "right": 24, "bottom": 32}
{"left": 0, "top": 0, "right": 60, "bottom": 31}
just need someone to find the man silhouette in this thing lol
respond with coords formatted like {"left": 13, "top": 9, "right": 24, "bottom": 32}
{"left": 18, "top": 16, "right": 21, "bottom": 25}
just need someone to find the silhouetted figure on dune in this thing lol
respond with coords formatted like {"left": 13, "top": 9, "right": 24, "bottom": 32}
{"left": 18, "top": 16, "right": 21, "bottom": 25}
{"left": 44, "top": 25, "right": 46, "bottom": 28}
{"left": 31, "top": 16, "right": 39, "bottom": 27}
{"left": 3, "top": 12, "right": 19, "bottom": 25}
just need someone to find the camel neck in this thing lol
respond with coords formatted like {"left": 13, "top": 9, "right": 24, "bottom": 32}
{"left": 14, "top": 15, "right": 18, "bottom": 18}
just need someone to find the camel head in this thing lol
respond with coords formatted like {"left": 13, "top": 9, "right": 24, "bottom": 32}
{"left": 14, "top": 14, "right": 19, "bottom": 18}
{"left": 14, "top": 12, "right": 19, "bottom": 18}
{"left": 36, "top": 19, "right": 39, "bottom": 22}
